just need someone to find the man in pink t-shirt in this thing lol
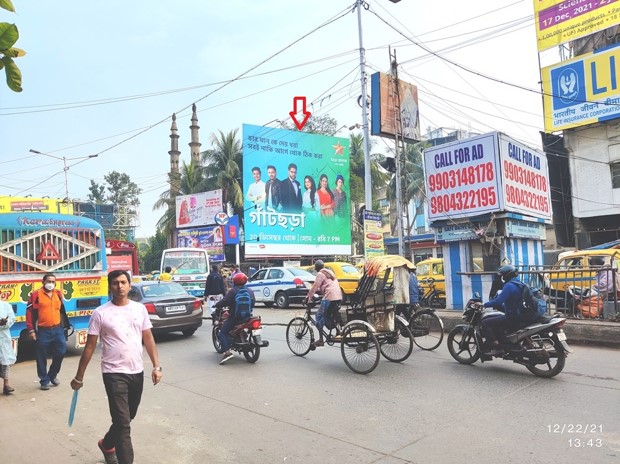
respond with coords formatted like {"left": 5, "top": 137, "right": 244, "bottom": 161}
{"left": 71, "top": 270, "right": 162, "bottom": 464}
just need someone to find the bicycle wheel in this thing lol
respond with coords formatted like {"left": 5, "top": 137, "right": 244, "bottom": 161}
{"left": 410, "top": 310, "right": 444, "bottom": 351}
{"left": 379, "top": 319, "right": 414, "bottom": 363}
{"left": 340, "top": 323, "right": 380, "bottom": 374}
{"left": 429, "top": 292, "right": 446, "bottom": 309}
{"left": 286, "top": 317, "right": 313, "bottom": 356}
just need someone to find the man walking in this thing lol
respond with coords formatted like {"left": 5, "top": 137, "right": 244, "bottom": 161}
{"left": 71, "top": 270, "right": 162, "bottom": 464}
{"left": 204, "top": 264, "right": 226, "bottom": 322}
{"left": 26, "top": 273, "right": 70, "bottom": 390}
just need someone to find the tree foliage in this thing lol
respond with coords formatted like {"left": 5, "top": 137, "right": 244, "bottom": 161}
{"left": 1, "top": 0, "right": 25, "bottom": 92}
{"left": 88, "top": 171, "right": 142, "bottom": 205}
{"left": 138, "top": 229, "right": 168, "bottom": 274}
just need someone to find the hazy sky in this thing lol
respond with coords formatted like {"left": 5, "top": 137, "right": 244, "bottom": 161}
{"left": 1, "top": 0, "right": 547, "bottom": 237}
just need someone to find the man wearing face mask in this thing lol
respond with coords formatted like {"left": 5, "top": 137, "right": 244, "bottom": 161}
{"left": 26, "top": 273, "right": 70, "bottom": 390}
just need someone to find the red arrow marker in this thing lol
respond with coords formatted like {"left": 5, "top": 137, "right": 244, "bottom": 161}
{"left": 289, "top": 96, "right": 311, "bottom": 130}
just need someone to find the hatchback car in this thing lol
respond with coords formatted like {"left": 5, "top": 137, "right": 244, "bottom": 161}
{"left": 247, "top": 267, "right": 315, "bottom": 308}
{"left": 546, "top": 249, "right": 620, "bottom": 293}
{"left": 128, "top": 281, "right": 203, "bottom": 336}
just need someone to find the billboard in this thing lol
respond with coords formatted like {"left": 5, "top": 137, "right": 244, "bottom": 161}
{"left": 176, "top": 225, "right": 225, "bottom": 262}
{"left": 542, "top": 41, "right": 620, "bottom": 131}
{"left": 424, "top": 132, "right": 552, "bottom": 223}
{"left": 371, "top": 72, "right": 421, "bottom": 143}
{"left": 533, "top": 0, "right": 620, "bottom": 52}
{"left": 175, "top": 190, "right": 222, "bottom": 228}
{"left": 363, "top": 210, "right": 385, "bottom": 261}
{"left": 0, "top": 196, "right": 73, "bottom": 215}
{"left": 243, "top": 124, "right": 351, "bottom": 256}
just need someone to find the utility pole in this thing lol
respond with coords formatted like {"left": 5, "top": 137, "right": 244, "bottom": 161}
{"left": 356, "top": 0, "right": 373, "bottom": 211}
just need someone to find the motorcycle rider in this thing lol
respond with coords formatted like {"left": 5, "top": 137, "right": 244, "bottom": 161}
{"left": 214, "top": 272, "right": 255, "bottom": 365}
{"left": 481, "top": 265, "right": 528, "bottom": 355}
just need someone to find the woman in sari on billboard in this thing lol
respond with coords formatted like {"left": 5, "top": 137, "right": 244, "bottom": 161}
{"left": 318, "top": 174, "right": 335, "bottom": 221}
{"left": 333, "top": 174, "right": 347, "bottom": 219}
{"left": 302, "top": 175, "right": 320, "bottom": 221}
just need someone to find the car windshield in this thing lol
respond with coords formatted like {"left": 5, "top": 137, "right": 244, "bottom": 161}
{"left": 287, "top": 268, "right": 313, "bottom": 276}
{"left": 339, "top": 265, "right": 360, "bottom": 275}
{"left": 141, "top": 283, "right": 188, "bottom": 298}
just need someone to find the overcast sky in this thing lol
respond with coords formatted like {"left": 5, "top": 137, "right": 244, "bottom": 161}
{"left": 1, "top": 0, "right": 548, "bottom": 237}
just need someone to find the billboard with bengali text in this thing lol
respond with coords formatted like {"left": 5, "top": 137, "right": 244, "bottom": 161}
{"left": 243, "top": 124, "right": 351, "bottom": 256}
{"left": 176, "top": 225, "right": 225, "bottom": 262}
{"left": 175, "top": 190, "right": 222, "bottom": 229}
{"left": 424, "top": 132, "right": 552, "bottom": 223}
{"left": 363, "top": 210, "right": 385, "bottom": 261}
{"left": 542, "top": 41, "right": 620, "bottom": 131}
{"left": 533, "top": 0, "right": 620, "bottom": 52}
{"left": 0, "top": 196, "right": 73, "bottom": 215}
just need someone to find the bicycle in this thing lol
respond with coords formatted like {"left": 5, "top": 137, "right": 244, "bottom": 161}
{"left": 418, "top": 277, "right": 446, "bottom": 309}
{"left": 286, "top": 301, "right": 413, "bottom": 374}
{"left": 407, "top": 304, "right": 444, "bottom": 351}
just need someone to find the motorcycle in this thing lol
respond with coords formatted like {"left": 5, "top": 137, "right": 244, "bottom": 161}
{"left": 447, "top": 294, "right": 571, "bottom": 378}
{"left": 211, "top": 308, "right": 269, "bottom": 363}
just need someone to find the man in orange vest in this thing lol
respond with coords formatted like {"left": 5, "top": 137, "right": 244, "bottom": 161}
{"left": 26, "top": 273, "right": 70, "bottom": 390}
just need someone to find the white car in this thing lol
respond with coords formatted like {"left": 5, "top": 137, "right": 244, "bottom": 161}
{"left": 247, "top": 267, "right": 316, "bottom": 308}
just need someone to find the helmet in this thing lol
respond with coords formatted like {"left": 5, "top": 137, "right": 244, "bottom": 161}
{"left": 314, "top": 259, "right": 325, "bottom": 271}
{"left": 232, "top": 272, "right": 248, "bottom": 286}
{"left": 497, "top": 264, "right": 518, "bottom": 283}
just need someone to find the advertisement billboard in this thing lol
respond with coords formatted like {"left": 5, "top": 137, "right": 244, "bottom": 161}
{"left": 363, "top": 210, "right": 385, "bottom": 261}
{"left": 371, "top": 72, "right": 421, "bottom": 143}
{"left": 0, "top": 196, "right": 73, "bottom": 215}
{"left": 176, "top": 225, "right": 225, "bottom": 262}
{"left": 533, "top": 0, "right": 620, "bottom": 52}
{"left": 424, "top": 132, "right": 552, "bottom": 223}
{"left": 243, "top": 124, "right": 351, "bottom": 256}
{"left": 175, "top": 190, "right": 222, "bottom": 228}
{"left": 542, "top": 41, "right": 620, "bottom": 132}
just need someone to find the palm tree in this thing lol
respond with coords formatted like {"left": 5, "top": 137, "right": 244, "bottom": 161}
{"left": 349, "top": 133, "right": 389, "bottom": 208}
{"left": 201, "top": 129, "right": 243, "bottom": 214}
{"left": 387, "top": 140, "right": 429, "bottom": 235}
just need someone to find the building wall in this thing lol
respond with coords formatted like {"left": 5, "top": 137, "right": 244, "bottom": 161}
{"left": 565, "top": 124, "right": 620, "bottom": 218}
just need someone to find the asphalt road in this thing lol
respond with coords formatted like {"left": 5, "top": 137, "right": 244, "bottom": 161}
{"left": 1, "top": 306, "right": 618, "bottom": 464}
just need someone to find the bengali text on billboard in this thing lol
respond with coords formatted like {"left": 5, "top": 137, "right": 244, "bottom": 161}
{"left": 363, "top": 210, "right": 385, "bottom": 261}
{"left": 533, "top": 0, "right": 620, "bottom": 52}
{"left": 242, "top": 124, "right": 351, "bottom": 256}
{"left": 176, "top": 225, "right": 225, "bottom": 262}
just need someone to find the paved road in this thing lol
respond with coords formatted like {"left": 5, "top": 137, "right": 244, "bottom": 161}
{"left": 1, "top": 306, "right": 618, "bottom": 464}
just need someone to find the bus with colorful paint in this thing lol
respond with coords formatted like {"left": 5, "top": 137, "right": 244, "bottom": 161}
{"left": 0, "top": 213, "right": 108, "bottom": 356}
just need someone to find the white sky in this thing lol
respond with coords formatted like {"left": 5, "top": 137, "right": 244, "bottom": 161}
{"left": 1, "top": 0, "right": 548, "bottom": 237}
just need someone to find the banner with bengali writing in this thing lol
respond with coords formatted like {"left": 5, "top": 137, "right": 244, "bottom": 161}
{"left": 242, "top": 124, "right": 351, "bottom": 256}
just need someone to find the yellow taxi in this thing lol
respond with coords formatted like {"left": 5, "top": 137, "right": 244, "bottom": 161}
{"left": 546, "top": 249, "right": 620, "bottom": 293}
{"left": 302, "top": 261, "right": 362, "bottom": 301}
{"left": 415, "top": 258, "right": 446, "bottom": 294}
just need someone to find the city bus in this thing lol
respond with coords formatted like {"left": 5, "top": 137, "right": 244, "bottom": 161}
{"left": 106, "top": 239, "right": 139, "bottom": 276}
{"left": 160, "top": 247, "right": 209, "bottom": 299}
{"left": 0, "top": 212, "right": 109, "bottom": 356}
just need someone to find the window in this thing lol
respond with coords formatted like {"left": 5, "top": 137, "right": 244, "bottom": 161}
{"left": 611, "top": 163, "right": 620, "bottom": 189}
{"left": 469, "top": 240, "right": 501, "bottom": 271}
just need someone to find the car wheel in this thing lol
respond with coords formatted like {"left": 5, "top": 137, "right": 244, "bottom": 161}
{"left": 182, "top": 328, "right": 197, "bottom": 336}
{"left": 275, "top": 292, "right": 289, "bottom": 308}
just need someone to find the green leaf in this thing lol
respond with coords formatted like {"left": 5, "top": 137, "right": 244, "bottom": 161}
{"left": 0, "top": 0, "right": 16, "bottom": 13}
{"left": 2, "top": 56, "right": 22, "bottom": 92}
{"left": 0, "top": 23, "right": 18, "bottom": 50}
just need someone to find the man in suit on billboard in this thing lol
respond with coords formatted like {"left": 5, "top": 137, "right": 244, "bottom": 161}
{"left": 264, "top": 165, "right": 281, "bottom": 211}
{"left": 279, "top": 163, "right": 302, "bottom": 213}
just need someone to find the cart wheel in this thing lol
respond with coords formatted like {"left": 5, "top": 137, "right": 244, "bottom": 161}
{"left": 410, "top": 310, "right": 444, "bottom": 351}
{"left": 340, "top": 323, "right": 380, "bottom": 374}
{"left": 286, "top": 317, "right": 313, "bottom": 356}
{"left": 379, "top": 319, "right": 414, "bottom": 363}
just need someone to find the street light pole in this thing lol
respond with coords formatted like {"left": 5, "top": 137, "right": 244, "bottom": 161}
{"left": 356, "top": 0, "right": 373, "bottom": 211}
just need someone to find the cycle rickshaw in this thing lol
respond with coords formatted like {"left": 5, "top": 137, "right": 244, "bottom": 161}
{"left": 285, "top": 255, "right": 415, "bottom": 374}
